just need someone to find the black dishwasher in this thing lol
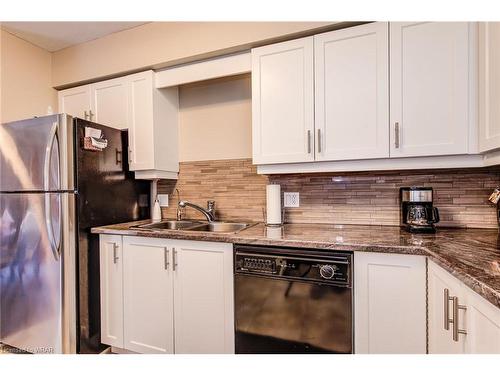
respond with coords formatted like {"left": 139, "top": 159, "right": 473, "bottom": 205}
{"left": 234, "top": 245, "right": 353, "bottom": 354}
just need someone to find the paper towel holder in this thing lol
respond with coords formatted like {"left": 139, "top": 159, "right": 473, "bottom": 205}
{"left": 262, "top": 207, "right": 285, "bottom": 227}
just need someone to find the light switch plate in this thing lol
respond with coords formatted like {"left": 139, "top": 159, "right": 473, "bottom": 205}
{"left": 157, "top": 194, "right": 169, "bottom": 207}
{"left": 284, "top": 192, "right": 300, "bottom": 208}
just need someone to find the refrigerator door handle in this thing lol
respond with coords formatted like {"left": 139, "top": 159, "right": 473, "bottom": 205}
{"left": 43, "top": 122, "right": 59, "bottom": 191}
{"left": 43, "top": 123, "right": 62, "bottom": 261}
{"left": 45, "top": 194, "right": 61, "bottom": 261}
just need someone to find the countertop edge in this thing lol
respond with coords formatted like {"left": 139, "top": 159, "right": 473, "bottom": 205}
{"left": 424, "top": 249, "right": 500, "bottom": 309}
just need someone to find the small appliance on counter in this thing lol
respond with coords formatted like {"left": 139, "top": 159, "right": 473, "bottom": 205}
{"left": 400, "top": 187, "right": 440, "bottom": 233}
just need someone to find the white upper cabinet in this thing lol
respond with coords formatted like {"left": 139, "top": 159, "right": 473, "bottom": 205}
{"left": 58, "top": 71, "right": 179, "bottom": 179}
{"left": 252, "top": 37, "right": 315, "bottom": 164}
{"left": 126, "top": 71, "right": 179, "bottom": 179}
{"left": 314, "top": 22, "right": 389, "bottom": 161}
{"left": 252, "top": 22, "right": 479, "bottom": 173}
{"left": 479, "top": 22, "right": 500, "bottom": 152}
{"left": 390, "top": 22, "right": 474, "bottom": 157}
{"left": 58, "top": 84, "right": 92, "bottom": 120}
{"left": 90, "top": 77, "right": 128, "bottom": 129}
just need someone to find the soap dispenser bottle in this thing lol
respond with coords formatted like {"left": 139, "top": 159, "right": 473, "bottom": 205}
{"left": 152, "top": 199, "right": 162, "bottom": 222}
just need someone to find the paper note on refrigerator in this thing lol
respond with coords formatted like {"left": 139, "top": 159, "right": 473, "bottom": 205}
{"left": 84, "top": 127, "right": 102, "bottom": 139}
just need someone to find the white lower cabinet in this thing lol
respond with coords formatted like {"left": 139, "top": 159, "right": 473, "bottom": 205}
{"left": 99, "top": 235, "right": 124, "bottom": 348}
{"left": 173, "top": 240, "right": 234, "bottom": 354}
{"left": 428, "top": 260, "right": 500, "bottom": 353}
{"left": 100, "top": 236, "right": 500, "bottom": 354}
{"left": 465, "top": 286, "right": 500, "bottom": 353}
{"left": 354, "top": 252, "right": 427, "bottom": 354}
{"left": 122, "top": 236, "right": 174, "bottom": 354}
{"left": 428, "top": 260, "right": 466, "bottom": 353}
{"left": 99, "top": 235, "right": 234, "bottom": 354}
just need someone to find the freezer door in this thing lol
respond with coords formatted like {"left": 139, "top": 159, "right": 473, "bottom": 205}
{"left": 0, "top": 192, "right": 76, "bottom": 353}
{"left": 0, "top": 114, "right": 74, "bottom": 192}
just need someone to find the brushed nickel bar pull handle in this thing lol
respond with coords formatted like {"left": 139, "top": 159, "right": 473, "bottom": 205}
{"left": 317, "top": 129, "right": 322, "bottom": 153}
{"left": 128, "top": 148, "right": 132, "bottom": 164}
{"left": 89, "top": 110, "right": 94, "bottom": 121}
{"left": 84, "top": 111, "right": 89, "bottom": 120}
{"left": 452, "top": 296, "right": 467, "bottom": 342}
{"left": 307, "top": 130, "right": 311, "bottom": 154}
{"left": 115, "top": 149, "right": 122, "bottom": 165}
{"left": 394, "top": 122, "right": 400, "bottom": 149}
{"left": 173, "top": 248, "right": 178, "bottom": 271}
{"left": 113, "top": 244, "right": 119, "bottom": 264}
{"left": 164, "top": 248, "right": 169, "bottom": 270}
{"left": 444, "top": 288, "right": 453, "bottom": 330}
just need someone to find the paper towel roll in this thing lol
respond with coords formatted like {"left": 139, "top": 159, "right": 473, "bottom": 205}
{"left": 266, "top": 184, "right": 282, "bottom": 225}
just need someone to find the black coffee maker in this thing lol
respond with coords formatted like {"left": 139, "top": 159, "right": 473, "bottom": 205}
{"left": 400, "top": 187, "right": 440, "bottom": 233}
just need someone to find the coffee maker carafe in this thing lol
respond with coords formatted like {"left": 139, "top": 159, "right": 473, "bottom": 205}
{"left": 400, "top": 187, "right": 440, "bottom": 233}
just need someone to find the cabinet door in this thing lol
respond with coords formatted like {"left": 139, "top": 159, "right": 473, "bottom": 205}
{"left": 354, "top": 252, "right": 426, "bottom": 353}
{"left": 252, "top": 37, "right": 315, "bottom": 164}
{"left": 479, "top": 22, "right": 500, "bottom": 152}
{"left": 390, "top": 22, "right": 472, "bottom": 157}
{"left": 173, "top": 240, "right": 234, "bottom": 353}
{"left": 127, "top": 71, "right": 155, "bottom": 171}
{"left": 123, "top": 236, "right": 174, "bottom": 354}
{"left": 314, "top": 22, "right": 389, "bottom": 161}
{"left": 58, "top": 85, "right": 91, "bottom": 120}
{"left": 428, "top": 261, "right": 466, "bottom": 353}
{"left": 91, "top": 77, "right": 129, "bottom": 129}
{"left": 99, "top": 235, "right": 124, "bottom": 348}
{"left": 464, "top": 285, "right": 500, "bottom": 353}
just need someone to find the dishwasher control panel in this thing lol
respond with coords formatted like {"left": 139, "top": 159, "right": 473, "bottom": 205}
{"left": 241, "top": 256, "right": 277, "bottom": 273}
{"left": 234, "top": 248, "right": 351, "bottom": 287}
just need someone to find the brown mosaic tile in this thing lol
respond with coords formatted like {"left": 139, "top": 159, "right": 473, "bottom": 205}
{"left": 158, "top": 158, "right": 500, "bottom": 229}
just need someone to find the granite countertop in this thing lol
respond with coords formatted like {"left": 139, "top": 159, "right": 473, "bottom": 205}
{"left": 92, "top": 221, "right": 500, "bottom": 309}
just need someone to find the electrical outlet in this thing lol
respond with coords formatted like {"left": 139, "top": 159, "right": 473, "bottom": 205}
{"left": 284, "top": 192, "right": 300, "bottom": 208}
{"left": 157, "top": 194, "right": 169, "bottom": 207}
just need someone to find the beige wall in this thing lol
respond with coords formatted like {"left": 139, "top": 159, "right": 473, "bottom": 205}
{"left": 179, "top": 74, "right": 251, "bottom": 162}
{"left": 0, "top": 29, "right": 56, "bottom": 123}
{"left": 51, "top": 22, "right": 338, "bottom": 88}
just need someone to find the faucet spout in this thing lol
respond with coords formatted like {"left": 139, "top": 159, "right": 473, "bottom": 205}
{"left": 178, "top": 200, "right": 216, "bottom": 222}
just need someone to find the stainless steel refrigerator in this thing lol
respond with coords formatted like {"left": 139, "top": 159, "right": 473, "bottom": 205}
{"left": 0, "top": 114, "right": 150, "bottom": 353}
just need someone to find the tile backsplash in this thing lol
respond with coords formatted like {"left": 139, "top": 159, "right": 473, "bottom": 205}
{"left": 158, "top": 158, "right": 500, "bottom": 229}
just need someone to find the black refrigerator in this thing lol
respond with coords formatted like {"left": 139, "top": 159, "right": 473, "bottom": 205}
{"left": 0, "top": 114, "right": 150, "bottom": 353}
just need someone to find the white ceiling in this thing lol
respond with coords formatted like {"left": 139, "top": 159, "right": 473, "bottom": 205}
{"left": 1, "top": 22, "right": 148, "bottom": 52}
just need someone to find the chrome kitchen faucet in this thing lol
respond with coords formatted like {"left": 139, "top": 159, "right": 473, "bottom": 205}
{"left": 178, "top": 200, "right": 216, "bottom": 222}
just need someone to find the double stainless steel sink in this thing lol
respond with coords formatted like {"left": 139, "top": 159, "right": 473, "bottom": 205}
{"left": 133, "top": 220, "right": 251, "bottom": 233}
